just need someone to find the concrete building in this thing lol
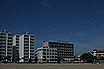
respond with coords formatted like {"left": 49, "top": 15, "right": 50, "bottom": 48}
{"left": 19, "top": 32, "right": 35, "bottom": 62}
{"left": 37, "top": 47, "right": 57, "bottom": 63}
{"left": 91, "top": 49, "right": 104, "bottom": 63}
{"left": 92, "top": 49, "right": 104, "bottom": 58}
{"left": 0, "top": 30, "right": 12, "bottom": 62}
{"left": 13, "top": 34, "right": 20, "bottom": 62}
{"left": 13, "top": 32, "right": 35, "bottom": 63}
{"left": 37, "top": 41, "right": 74, "bottom": 63}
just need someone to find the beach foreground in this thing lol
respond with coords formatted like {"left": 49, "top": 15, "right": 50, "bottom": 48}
{"left": 0, "top": 64, "right": 104, "bottom": 69}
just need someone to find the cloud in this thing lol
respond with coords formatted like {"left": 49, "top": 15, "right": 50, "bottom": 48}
{"left": 45, "top": 27, "right": 60, "bottom": 32}
{"left": 40, "top": 0, "right": 50, "bottom": 8}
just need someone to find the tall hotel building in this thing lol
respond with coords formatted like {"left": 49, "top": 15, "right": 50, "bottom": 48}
{"left": 0, "top": 30, "right": 12, "bottom": 62}
{"left": 13, "top": 32, "right": 35, "bottom": 62}
{"left": 37, "top": 41, "right": 74, "bottom": 63}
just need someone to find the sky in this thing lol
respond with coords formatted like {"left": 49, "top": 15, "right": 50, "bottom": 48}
{"left": 0, "top": 0, "right": 104, "bottom": 55}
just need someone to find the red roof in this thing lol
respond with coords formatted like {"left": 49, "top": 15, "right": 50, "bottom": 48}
{"left": 96, "top": 50, "right": 104, "bottom": 53}
{"left": 75, "top": 56, "right": 80, "bottom": 58}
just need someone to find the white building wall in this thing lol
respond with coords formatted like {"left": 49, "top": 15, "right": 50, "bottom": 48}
{"left": 6, "top": 34, "right": 8, "bottom": 57}
{"left": 13, "top": 33, "right": 35, "bottom": 62}
{"left": 37, "top": 49, "right": 43, "bottom": 59}
{"left": 19, "top": 33, "right": 35, "bottom": 62}
{"left": 37, "top": 47, "right": 57, "bottom": 63}
{"left": 19, "top": 35, "right": 24, "bottom": 62}
{"left": 13, "top": 36, "right": 16, "bottom": 46}
{"left": 29, "top": 35, "right": 30, "bottom": 59}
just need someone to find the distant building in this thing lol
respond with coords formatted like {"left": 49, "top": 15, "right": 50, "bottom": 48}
{"left": 37, "top": 47, "right": 57, "bottom": 63}
{"left": 13, "top": 32, "right": 35, "bottom": 63}
{"left": 91, "top": 49, "right": 104, "bottom": 63}
{"left": 92, "top": 49, "right": 104, "bottom": 58}
{"left": 71, "top": 56, "right": 83, "bottom": 63}
{"left": 0, "top": 30, "right": 12, "bottom": 62}
{"left": 37, "top": 41, "right": 74, "bottom": 63}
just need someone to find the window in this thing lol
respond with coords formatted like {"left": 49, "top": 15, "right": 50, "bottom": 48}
{"left": 43, "top": 49, "right": 46, "bottom": 51}
{"left": 43, "top": 56, "right": 46, "bottom": 58}
{"left": 52, "top": 50, "right": 54, "bottom": 52}
{"left": 43, "top": 52, "right": 46, "bottom": 55}
{"left": 47, "top": 53, "right": 49, "bottom": 55}
{"left": 52, "top": 56, "right": 54, "bottom": 58}
{"left": 47, "top": 56, "right": 49, "bottom": 58}
{"left": 52, "top": 53, "right": 54, "bottom": 55}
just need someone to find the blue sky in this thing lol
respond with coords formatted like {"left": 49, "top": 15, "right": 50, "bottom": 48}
{"left": 0, "top": 0, "right": 104, "bottom": 55}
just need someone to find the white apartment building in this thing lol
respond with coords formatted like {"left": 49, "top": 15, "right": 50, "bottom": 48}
{"left": 13, "top": 32, "right": 35, "bottom": 63}
{"left": 0, "top": 30, "right": 12, "bottom": 62}
{"left": 37, "top": 47, "right": 57, "bottom": 63}
{"left": 37, "top": 41, "right": 74, "bottom": 63}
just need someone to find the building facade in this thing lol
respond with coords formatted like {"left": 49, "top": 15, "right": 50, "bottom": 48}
{"left": 19, "top": 32, "right": 35, "bottom": 62}
{"left": 92, "top": 49, "right": 104, "bottom": 58}
{"left": 37, "top": 47, "right": 57, "bottom": 63}
{"left": 13, "top": 35, "right": 20, "bottom": 62}
{"left": 91, "top": 49, "right": 104, "bottom": 63}
{"left": 37, "top": 41, "right": 74, "bottom": 63}
{"left": 0, "top": 30, "right": 12, "bottom": 62}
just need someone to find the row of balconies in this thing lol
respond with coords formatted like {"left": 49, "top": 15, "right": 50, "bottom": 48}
{"left": 0, "top": 34, "right": 6, "bottom": 36}
{"left": 30, "top": 47, "right": 34, "bottom": 49}
{"left": 24, "top": 54, "right": 34, "bottom": 57}
{"left": 0, "top": 41, "right": 5, "bottom": 43}
{"left": 0, "top": 41, "right": 12, "bottom": 44}
{"left": 0, "top": 45, "right": 5, "bottom": 47}
{"left": 42, "top": 53, "right": 57, "bottom": 56}
{"left": 30, "top": 50, "right": 34, "bottom": 52}
{"left": 50, "top": 46, "right": 73, "bottom": 48}
{"left": 49, "top": 44, "right": 73, "bottom": 46}
{"left": 57, "top": 50, "right": 73, "bottom": 52}
{"left": 57, "top": 54, "right": 74, "bottom": 56}
{"left": 57, "top": 47, "right": 73, "bottom": 49}
{"left": 57, "top": 52, "right": 73, "bottom": 54}
{"left": 43, "top": 56, "right": 57, "bottom": 59}
{"left": 0, "top": 49, "right": 5, "bottom": 53}
{"left": 43, "top": 49, "right": 57, "bottom": 51}
{"left": 0, "top": 54, "right": 5, "bottom": 56}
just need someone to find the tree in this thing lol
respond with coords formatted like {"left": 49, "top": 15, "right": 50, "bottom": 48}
{"left": 35, "top": 56, "right": 38, "bottom": 63}
{"left": 57, "top": 56, "right": 63, "bottom": 64}
{"left": 16, "top": 57, "right": 20, "bottom": 63}
{"left": 16, "top": 53, "right": 20, "bottom": 63}
{"left": 29, "top": 58, "right": 31, "bottom": 63}
{"left": 7, "top": 56, "right": 11, "bottom": 61}
{"left": 80, "top": 53, "right": 96, "bottom": 63}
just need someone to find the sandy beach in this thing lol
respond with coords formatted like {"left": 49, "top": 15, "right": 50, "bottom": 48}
{"left": 0, "top": 64, "right": 104, "bottom": 69}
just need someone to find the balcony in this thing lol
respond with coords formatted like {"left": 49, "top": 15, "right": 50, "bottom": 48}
{"left": 24, "top": 40, "right": 28, "bottom": 42}
{"left": 30, "top": 48, "right": 34, "bottom": 51}
{"left": 0, "top": 44, "right": 5, "bottom": 46}
{"left": 24, "top": 51, "right": 29, "bottom": 53}
{"left": 0, "top": 50, "right": 5, "bottom": 53}
{"left": 24, "top": 37, "right": 28, "bottom": 39}
{"left": 30, "top": 46, "right": 34, "bottom": 48}
{"left": 8, "top": 39, "right": 12, "bottom": 41}
{"left": 0, "top": 41, "right": 5, "bottom": 43}
{"left": 24, "top": 42, "right": 29, "bottom": 45}
{"left": 30, "top": 40, "right": 34, "bottom": 42}
{"left": 30, "top": 51, "right": 35, "bottom": 53}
